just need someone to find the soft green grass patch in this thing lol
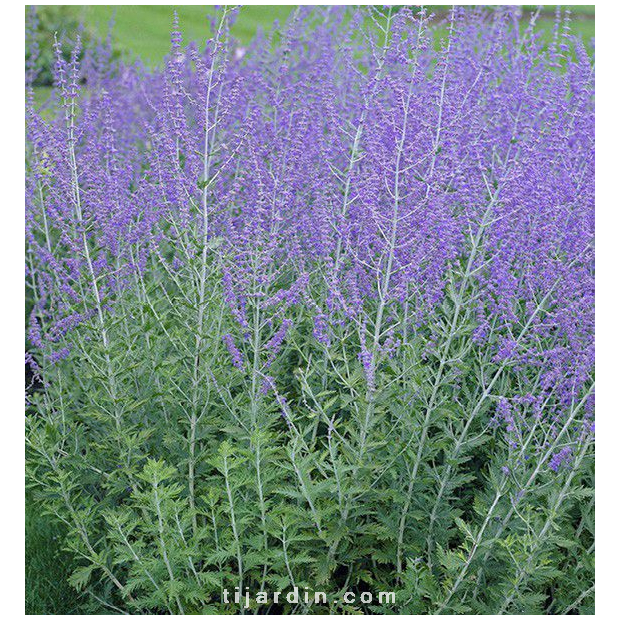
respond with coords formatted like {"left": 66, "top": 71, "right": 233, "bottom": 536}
{"left": 25, "top": 495, "right": 97, "bottom": 614}
{"left": 30, "top": 86, "right": 53, "bottom": 110}
{"left": 30, "top": 6, "right": 593, "bottom": 110}
{"left": 46, "top": 5, "right": 594, "bottom": 68}
{"left": 78, "top": 5, "right": 294, "bottom": 66}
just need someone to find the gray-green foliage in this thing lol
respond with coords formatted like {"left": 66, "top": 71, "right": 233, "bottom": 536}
{"left": 26, "top": 250, "right": 594, "bottom": 613}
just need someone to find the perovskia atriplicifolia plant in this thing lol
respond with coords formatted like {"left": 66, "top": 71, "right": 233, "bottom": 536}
{"left": 25, "top": 5, "right": 594, "bottom": 614}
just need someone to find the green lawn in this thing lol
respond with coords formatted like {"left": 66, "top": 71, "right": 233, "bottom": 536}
{"left": 79, "top": 5, "right": 295, "bottom": 66}
{"left": 64, "top": 5, "right": 594, "bottom": 68}
{"left": 25, "top": 495, "right": 94, "bottom": 614}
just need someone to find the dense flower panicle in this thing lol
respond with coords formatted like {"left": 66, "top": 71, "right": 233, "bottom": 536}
{"left": 548, "top": 446, "right": 574, "bottom": 472}
{"left": 25, "top": 6, "right": 594, "bottom": 615}
{"left": 222, "top": 333, "right": 244, "bottom": 370}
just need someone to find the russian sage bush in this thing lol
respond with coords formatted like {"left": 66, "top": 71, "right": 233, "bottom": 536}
{"left": 25, "top": 6, "right": 594, "bottom": 614}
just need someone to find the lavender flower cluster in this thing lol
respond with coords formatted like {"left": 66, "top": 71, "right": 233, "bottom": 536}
{"left": 26, "top": 6, "right": 594, "bottom": 614}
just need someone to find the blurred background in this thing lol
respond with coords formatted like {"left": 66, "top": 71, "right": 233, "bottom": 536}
{"left": 29, "top": 5, "right": 595, "bottom": 67}
{"left": 27, "top": 5, "right": 594, "bottom": 103}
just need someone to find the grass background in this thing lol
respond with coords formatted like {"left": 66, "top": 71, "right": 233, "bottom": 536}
{"left": 25, "top": 497, "right": 92, "bottom": 614}
{"left": 25, "top": 4, "right": 594, "bottom": 614}
{"left": 74, "top": 4, "right": 595, "bottom": 67}
{"left": 30, "top": 5, "right": 594, "bottom": 108}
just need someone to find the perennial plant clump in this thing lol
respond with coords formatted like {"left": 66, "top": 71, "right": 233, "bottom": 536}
{"left": 25, "top": 6, "right": 594, "bottom": 614}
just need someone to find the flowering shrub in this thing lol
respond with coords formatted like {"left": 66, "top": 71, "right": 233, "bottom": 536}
{"left": 25, "top": 6, "right": 594, "bottom": 614}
